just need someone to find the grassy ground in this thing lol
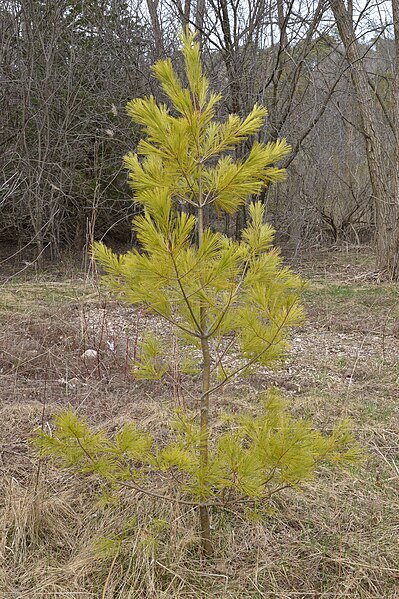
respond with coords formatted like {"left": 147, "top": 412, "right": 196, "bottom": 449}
{"left": 0, "top": 249, "right": 398, "bottom": 598}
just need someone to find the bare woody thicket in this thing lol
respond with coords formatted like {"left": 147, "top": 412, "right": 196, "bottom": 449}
{"left": 35, "top": 30, "right": 360, "bottom": 556}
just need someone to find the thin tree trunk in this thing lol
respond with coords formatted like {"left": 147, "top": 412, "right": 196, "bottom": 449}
{"left": 331, "top": 0, "right": 399, "bottom": 279}
{"left": 199, "top": 321, "right": 212, "bottom": 556}
{"left": 390, "top": 0, "right": 399, "bottom": 278}
{"left": 146, "top": 0, "right": 164, "bottom": 59}
{"left": 198, "top": 204, "right": 213, "bottom": 556}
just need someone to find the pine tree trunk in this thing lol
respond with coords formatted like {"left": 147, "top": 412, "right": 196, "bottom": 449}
{"left": 198, "top": 204, "right": 213, "bottom": 556}
{"left": 199, "top": 327, "right": 212, "bottom": 556}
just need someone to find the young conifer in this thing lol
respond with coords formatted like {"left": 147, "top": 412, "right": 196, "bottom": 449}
{"left": 35, "top": 30, "right": 360, "bottom": 556}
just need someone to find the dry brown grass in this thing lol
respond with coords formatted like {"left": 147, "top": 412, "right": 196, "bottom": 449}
{"left": 0, "top": 250, "right": 398, "bottom": 598}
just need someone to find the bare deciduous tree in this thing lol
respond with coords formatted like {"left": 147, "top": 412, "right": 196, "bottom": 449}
{"left": 331, "top": 0, "right": 399, "bottom": 278}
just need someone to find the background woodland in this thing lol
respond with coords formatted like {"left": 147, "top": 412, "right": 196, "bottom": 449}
{"left": 1, "top": 0, "right": 399, "bottom": 276}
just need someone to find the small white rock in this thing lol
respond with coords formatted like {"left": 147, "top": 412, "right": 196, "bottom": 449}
{"left": 81, "top": 349, "right": 98, "bottom": 361}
